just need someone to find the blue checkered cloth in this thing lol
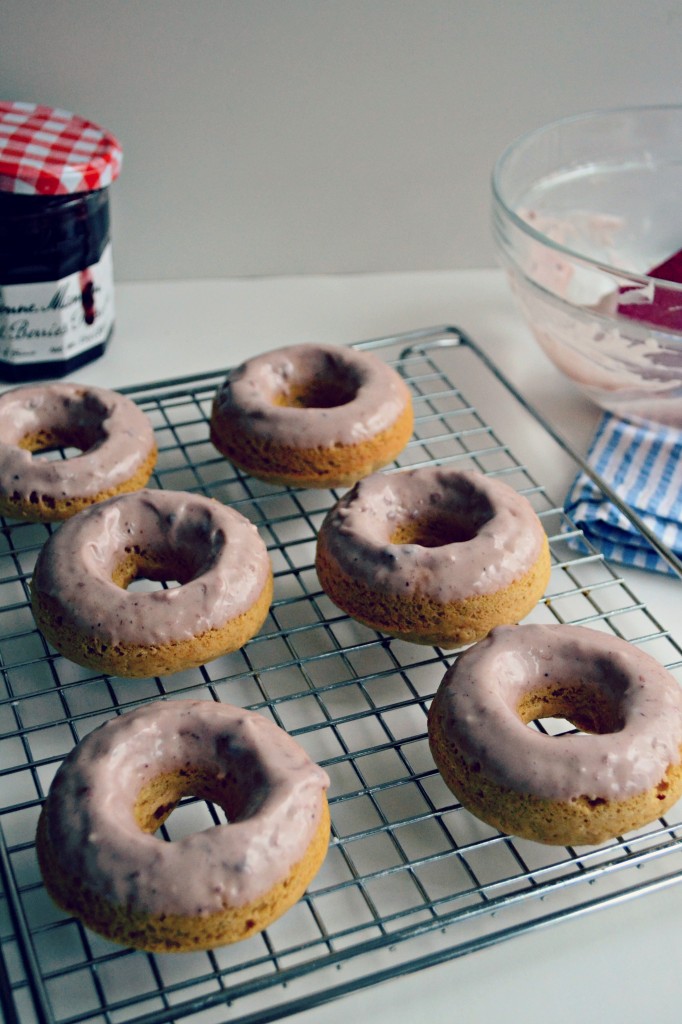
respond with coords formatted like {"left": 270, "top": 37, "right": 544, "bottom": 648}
{"left": 564, "top": 413, "right": 682, "bottom": 576}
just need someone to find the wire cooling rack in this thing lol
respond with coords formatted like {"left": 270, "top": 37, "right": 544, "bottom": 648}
{"left": 1, "top": 326, "right": 681, "bottom": 1024}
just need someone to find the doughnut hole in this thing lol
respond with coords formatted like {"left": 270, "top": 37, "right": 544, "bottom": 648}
{"left": 134, "top": 758, "right": 267, "bottom": 837}
{"left": 20, "top": 427, "right": 99, "bottom": 457}
{"left": 273, "top": 356, "right": 361, "bottom": 410}
{"left": 18, "top": 392, "right": 109, "bottom": 456}
{"left": 518, "top": 681, "right": 626, "bottom": 736}
{"left": 389, "top": 491, "right": 495, "bottom": 548}
{"left": 390, "top": 516, "right": 480, "bottom": 547}
{"left": 110, "top": 523, "right": 226, "bottom": 591}
{"left": 111, "top": 549, "right": 192, "bottom": 591}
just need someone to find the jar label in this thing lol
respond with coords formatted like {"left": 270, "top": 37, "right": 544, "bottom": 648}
{"left": 0, "top": 244, "right": 114, "bottom": 365}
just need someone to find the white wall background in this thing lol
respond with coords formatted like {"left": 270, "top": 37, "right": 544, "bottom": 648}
{"left": 2, "top": 1, "right": 681, "bottom": 283}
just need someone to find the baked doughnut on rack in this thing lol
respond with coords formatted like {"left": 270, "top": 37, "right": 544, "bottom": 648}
{"left": 209, "top": 343, "right": 413, "bottom": 488}
{"left": 36, "top": 700, "right": 331, "bottom": 951}
{"left": 315, "top": 465, "right": 551, "bottom": 647}
{"left": 0, "top": 382, "right": 157, "bottom": 522}
{"left": 30, "top": 489, "right": 273, "bottom": 677}
{"left": 428, "top": 623, "right": 682, "bottom": 845}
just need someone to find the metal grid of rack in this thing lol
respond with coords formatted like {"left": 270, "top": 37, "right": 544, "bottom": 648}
{"left": 1, "top": 326, "right": 681, "bottom": 1024}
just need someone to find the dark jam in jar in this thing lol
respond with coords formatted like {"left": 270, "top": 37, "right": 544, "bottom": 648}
{"left": 0, "top": 101, "right": 122, "bottom": 382}
{"left": 0, "top": 190, "right": 113, "bottom": 380}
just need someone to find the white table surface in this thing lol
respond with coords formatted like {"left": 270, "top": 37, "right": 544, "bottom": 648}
{"left": 33, "top": 268, "right": 682, "bottom": 1023}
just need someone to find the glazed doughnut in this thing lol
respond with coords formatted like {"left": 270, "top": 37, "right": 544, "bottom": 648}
{"left": 36, "top": 699, "right": 331, "bottom": 951}
{"left": 428, "top": 623, "right": 682, "bottom": 846}
{"left": 0, "top": 382, "right": 157, "bottom": 522}
{"left": 315, "top": 466, "right": 551, "bottom": 647}
{"left": 30, "top": 489, "right": 273, "bottom": 677}
{"left": 209, "top": 343, "right": 413, "bottom": 488}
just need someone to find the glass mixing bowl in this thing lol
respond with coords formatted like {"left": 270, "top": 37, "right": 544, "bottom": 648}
{"left": 492, "top": 105, "right": 682, "bottom": 425}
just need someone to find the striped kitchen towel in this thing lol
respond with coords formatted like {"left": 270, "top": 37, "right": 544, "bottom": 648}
{"left": 564, "top": 412, "right": 682, "bottom": 576}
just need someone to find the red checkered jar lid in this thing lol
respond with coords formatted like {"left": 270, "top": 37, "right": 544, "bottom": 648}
{"left": 0, "top": 100, "right": 122, "bottom": 196}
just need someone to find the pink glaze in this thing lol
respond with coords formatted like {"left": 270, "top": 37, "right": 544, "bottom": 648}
{"left": 41, "top": 700, "right": 330, "bottom": 915}
{"left": 31, "top": 489, "right": 271, "bottom": 645}
{"left": 317, "top": 467, "right": 547, "bottom": 600}
{"left": 511, "top": 210, "right": 682, "bottom": 425}
{"left": 211, "top": 343, "right": 412, "bottom": 448}
{"left": 430, "top": 623, "right": 682, "bottom": 801}
{"left": 0, "top": 383, "right": 156, "bottom": 502}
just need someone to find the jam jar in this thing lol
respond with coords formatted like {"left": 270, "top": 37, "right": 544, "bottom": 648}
{"left": 0, "top": 101, "right": 123, "bottom": 382}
